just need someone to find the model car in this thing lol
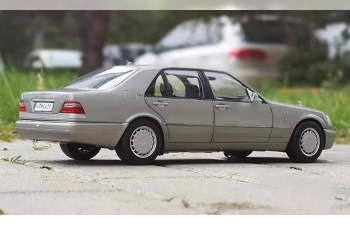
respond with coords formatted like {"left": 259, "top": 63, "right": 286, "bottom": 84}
{"left": 15, "top": 65, "right": 336, "bottom": 165}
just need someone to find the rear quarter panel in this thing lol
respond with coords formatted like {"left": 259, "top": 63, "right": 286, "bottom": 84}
{"left": 72, "top": 67, "right": 165, "bottom": 124}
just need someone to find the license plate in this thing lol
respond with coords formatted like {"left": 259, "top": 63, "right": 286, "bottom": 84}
{"left": 33, "top": 102, "right": 53, "bottom": 112}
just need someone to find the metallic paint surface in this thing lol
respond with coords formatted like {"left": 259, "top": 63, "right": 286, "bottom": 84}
{"left": 16, "top": 65, "right": 336, "bottom": 153}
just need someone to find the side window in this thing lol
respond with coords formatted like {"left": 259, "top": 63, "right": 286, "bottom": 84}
{"left": 164, "top": 70, "right": 204, "bottom": 99}
{"left": 208, "top": 19, "right": 224, "bottom": 43}
{"left": 204, "top": 71, "right": 250, "bottom": 102}
{"left": 145, "top": 74, "right": 167, "bottom": 97}
{"left": 157, "top": 22, "right": 193, "bottom": 52}
{"left": 185, "top": 20, "right": 223, "bottom": 47}
{"left": 188, "top": 21, "right": 211, "bottom": 46}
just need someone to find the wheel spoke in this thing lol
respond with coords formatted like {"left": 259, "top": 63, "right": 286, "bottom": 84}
{"left": 130, "top": 126, "right": 157, "bottom": 158}
{"left": 299, "top": 128, "right": 320, "bottom": 156}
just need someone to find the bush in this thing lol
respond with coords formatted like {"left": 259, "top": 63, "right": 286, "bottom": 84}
{"left": 280, "top": 47, "right": 350, "bottom": 87}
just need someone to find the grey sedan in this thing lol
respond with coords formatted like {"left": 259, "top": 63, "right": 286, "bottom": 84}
{"left": 15, "top": 65, "right": 336, "bottom": 165}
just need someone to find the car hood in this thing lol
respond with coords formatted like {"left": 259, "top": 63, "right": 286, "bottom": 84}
{"left": 267, "top": 100, "right": 326, "bottom": 115}
{"left": 266, "top": 99, "right": 331, "bottom": 129}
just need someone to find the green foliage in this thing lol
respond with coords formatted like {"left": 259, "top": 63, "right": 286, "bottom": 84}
{"left": 280, "top": 47, "right": 327, "bottom": 86}
{"left": 1, "top": 155, "right": 24, "bottom": 164}
{"left": 32, "top": 141, "right": 51, "bottom": 151}
{"left": 0, "top": 123, "right": 16, "bottom": 142}
{"left": 0, "top": 69, "right": 78, "bottom": 125}
{"left": 0, "top": 209, "right": 4, "bottom": 215}
{"left": 280, "top": 47, "right": 350, "bottom": 87}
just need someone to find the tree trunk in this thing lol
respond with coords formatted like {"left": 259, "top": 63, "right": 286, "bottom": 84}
{"left": 79, "top": 11, "right": 110, "bottom": 75}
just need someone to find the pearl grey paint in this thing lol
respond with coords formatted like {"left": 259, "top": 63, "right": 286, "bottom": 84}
{"left": 15, "top": 65, "right": 336, "bottom": 153}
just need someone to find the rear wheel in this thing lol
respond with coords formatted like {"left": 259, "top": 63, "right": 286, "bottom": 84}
{"left": 286, "top": 121, "right": 324, "bottom": 163}
{"left": 60, "top": 143, "right": 100, "bottom": 160}
{"left": 116, "top": 119, "right": 162, "bottom": 165}
{"left": 224, "top": 151, "right": 253, "bottom": 158}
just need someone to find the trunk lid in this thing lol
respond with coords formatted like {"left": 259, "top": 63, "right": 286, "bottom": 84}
{"left": 20, "top": 89, "right": 90, "bottom": 121}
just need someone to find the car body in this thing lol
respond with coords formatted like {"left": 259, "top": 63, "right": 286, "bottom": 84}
{"left": 0, "top": 57, "right": 4, "bottom": 73}
{"left": 25, "top": 49, "right": 83, "bottom": 69}
{"left": 135, "top": 15, "right": 297, "bottom": 81}
{"left": 15, "top": 65, "right": 336, "bottom": 164}
{"left": 103, "top": 43, "right": 152, "bottom": 67}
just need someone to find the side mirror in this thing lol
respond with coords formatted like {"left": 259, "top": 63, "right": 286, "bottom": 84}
{"left": 250, "top": 92, "right": 260, "bottom": 102}
{"left": 207, "top": 76, "right": 216, "bottom": 81}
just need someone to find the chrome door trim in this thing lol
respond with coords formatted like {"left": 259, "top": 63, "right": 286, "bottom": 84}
{"left": 152, "top": 101, "right": 168, "bottom": 107}
{"left": 215, "top": 104, "right": 229, "bottom": 110}
{"left": 215, "top": 124, "right": 272, "bottom": 128}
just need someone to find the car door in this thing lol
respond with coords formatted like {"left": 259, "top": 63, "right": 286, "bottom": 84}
{"left": 203, "top": 70, "right": 273, "bottom": 143}
{"left": 144, "top": 69, "right": 214, "bottom": 143}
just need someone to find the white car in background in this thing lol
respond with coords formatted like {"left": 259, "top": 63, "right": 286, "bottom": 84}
{"left": 103, "top": 43, "right": 151, "bottom": 68}
{"left": 25, "top": 49, "right": 82, "bottom": 69}
{"left": 135, "top": 15, "right": 292, "bottom": 81}
{"left": 0, "top": 57, "right": 4, "bottom": 73}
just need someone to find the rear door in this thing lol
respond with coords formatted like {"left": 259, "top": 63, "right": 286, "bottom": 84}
{"left": 144, "top": 69, "right": 214, "bottom": 143}
{"left": 203, "top": 70, "right": 273, "bottom": 143}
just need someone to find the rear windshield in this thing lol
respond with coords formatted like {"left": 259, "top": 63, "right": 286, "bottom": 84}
{"left": 62, "top": 66, "right": 137, "bottom": 90}
{"left": 241, "top": 20, "right": 288, "bottom": 44}
{"left": 236, "top": 17, "right": 304, "bottom": 44}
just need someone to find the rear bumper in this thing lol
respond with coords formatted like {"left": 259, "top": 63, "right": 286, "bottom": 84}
{"left": 15, "top": 120, "right": 128, "bottom": 148}
{"left": 324, "top": 129, "right": 337, "bottom": 150}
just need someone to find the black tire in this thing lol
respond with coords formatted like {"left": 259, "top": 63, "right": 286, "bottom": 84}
{"left": 115, "top": 142, "right": 127, "bottom": 161}
{"left": 60, "top": 143, "right": 101, "bottom": 160}
{"left": 286, "top": 121, "right": 324, "bottom": 163}
{"left": 224, "top": 151, "right": 253, "bottom": 158}
{"left": 117, "top": 119, "right": 162, "bottom": 165}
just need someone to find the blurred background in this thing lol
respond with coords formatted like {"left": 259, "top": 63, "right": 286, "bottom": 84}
{"left": 0, "top": 10, "right": 350, "bottom": 143}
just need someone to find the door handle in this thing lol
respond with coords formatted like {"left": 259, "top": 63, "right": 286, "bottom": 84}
{"left": 153, "top": 101, "right": 168, "bottom": 107}
{"left": 215, "top": 104, "right": 229, "bottom": 110}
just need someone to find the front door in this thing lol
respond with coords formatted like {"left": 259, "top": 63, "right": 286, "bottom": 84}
{"left": 203, "top": 71, "right": 273, "bottom": 143}
{"left": 145, "top": 69, "right": 214, "bottom": 143}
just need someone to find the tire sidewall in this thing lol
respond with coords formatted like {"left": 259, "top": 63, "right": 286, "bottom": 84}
{"left": 289, "top": 121, "right": 324, "bottom": 163}
{"left": 60, "top": 143, "right": 100, "bottom": 160}
{"left": 121, "top": 120, "right": 162, "bottom": 165}
{"left": 224, "top": 151, "right": 253, "bottom": 158}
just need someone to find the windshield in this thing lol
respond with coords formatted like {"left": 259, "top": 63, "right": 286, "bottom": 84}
{"left": 62, "top": 66, "right": 137, "bottom": 90}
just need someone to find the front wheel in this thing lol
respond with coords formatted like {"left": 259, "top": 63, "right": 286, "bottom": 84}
{"left": 286, "top": 121, "right": 324, "bottom": 163}
{"left": 224, "top": 151, "right": 253, "bottom": 158}
{"left": 60, "top": 143, "right": 101, "bottom": 160}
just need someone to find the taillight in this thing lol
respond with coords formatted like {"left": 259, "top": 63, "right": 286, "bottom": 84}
{"left": 229, "top": 49, "right": 266, "bottom": 60}
{"left": 60, "top": 101, "right": 85, "bottom": 114}
{"left": 19, "top": 100, "right": 27, "bottom": 112}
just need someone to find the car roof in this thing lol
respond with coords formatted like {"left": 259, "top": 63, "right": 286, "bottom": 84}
{"left": 134, "top": 64, "right": 225, "bottom": 73}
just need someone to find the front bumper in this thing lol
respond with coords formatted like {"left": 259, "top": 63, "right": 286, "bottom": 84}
{"left": 324, "top": 129, "right": 337, "bottom": 150}
{"left": 15, "top": 120, "right": 128, "bottom": 148}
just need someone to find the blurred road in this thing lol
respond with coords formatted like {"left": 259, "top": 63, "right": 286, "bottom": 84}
{"left": 1, "top": 140, "right": 350, "bottom": 215}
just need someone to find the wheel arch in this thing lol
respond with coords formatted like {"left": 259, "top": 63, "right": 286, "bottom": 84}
{"left": 287, "top": 118, "right": 326, "bottom": 150}
{"left": 117, "top": 115, "right": 168, "bottom": 155}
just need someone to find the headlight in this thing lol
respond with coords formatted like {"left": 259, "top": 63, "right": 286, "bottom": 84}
{"left": 325, "top": 114, "right": 332, "bottom": 126}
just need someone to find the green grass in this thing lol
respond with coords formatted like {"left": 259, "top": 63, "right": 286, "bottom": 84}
{"left": 0, "top": 69, "right": 77, "bottom": 125}
{"left": 0, "top": 69, "right": 349, "bottom": 143}
{"left": 1, "top": 155, "right": 24, "bottom": 164}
